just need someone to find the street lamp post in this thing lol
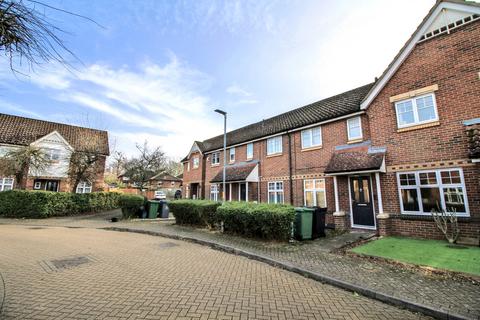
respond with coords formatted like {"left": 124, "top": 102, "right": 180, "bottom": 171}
{"left": 214, "top": 109, "right": 227, "bottom": 202}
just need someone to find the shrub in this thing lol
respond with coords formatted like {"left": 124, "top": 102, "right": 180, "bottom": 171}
{"left": 168, "top": 199, "right": 221, "bottom": 227}
{"left": 118, "top": 194, "right": 144, "bottom": 219}
{"left": 0, "top": 190, "right": 121, "bottom": 219}
{"left": 216, "top": 202, "right": 295, "bottom": 240}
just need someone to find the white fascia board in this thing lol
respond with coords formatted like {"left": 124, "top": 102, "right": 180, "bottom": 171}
{"left": 30, "top": 130, "right": 74, "bottom": 151}
{"left": 361, "top": 2, "right": 480, "bottom": 110}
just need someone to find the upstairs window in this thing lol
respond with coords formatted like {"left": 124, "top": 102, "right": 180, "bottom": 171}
{"left": 211, "top": 152, "right": 220, "bottom": 165}
{"left": 347, "top": 117, "right": 363, "bottom": 141}
{"left": 193, "top": 156, "right": 199, "bottom": 169}
{"left": 46, "top": 148, "right": 61, "bottom": 161}
{"left": 76, "top": 181, "right": 92, "bottom": 194}
{"left": 0, "top": 177, "right": 14, "bottom": 191}
{"left": 246, "top": 143, "right": 254, "bottom": 159}
{"left": 186, "top": 162, "right": 190, "bottom": 172}
{"left": 395, "top": 93, "right": 438, "bottom": 128}
{"left": 229, "top": 148, "right": 235, "bottom": 162}
{"left": 301, "top": 126, "right": 322, "bottom": 149}
{"left": 267, "top": 136, "right": 282, "bottom": 155}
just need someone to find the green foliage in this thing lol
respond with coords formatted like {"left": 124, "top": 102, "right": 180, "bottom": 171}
{"left": 118, "top": 194, "right": 145, "bottom": 219}
{"left": 0, "top": 190, "right": 121, "bottom": 218}
{"left": 216, "top": 202, "right": 295, "bottom": 240}
{"left": 168, "top": 200, "right": 221, "bottom": 227}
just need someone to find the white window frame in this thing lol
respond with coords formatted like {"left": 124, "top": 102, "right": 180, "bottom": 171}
{"left": 187, "top": 162, "right": 190, "bottom": 171}
{"left": 303, "top": 179, "right": 327, "bottom": 207}
{"left": 210, "top": 184, "right": 219, "bottom": 201}
{"left": 34, "top": 181, "right": 42, "bottom": 190}
{"left": 394, "top": 93, "right": 439, "bottom": 129}
{"left": 246, "top": 143, "right": 254, "bottom": 160}
{"left": 347, "top": 116, "right": 363, "bottom": 141}
{"left": 76, "top": 181, "right": 92, "bottom": 194}
{"left": 229, "top": 148, "right": 235, "bottom": 162}
{"left": 193, "top": 156, "right": 199, "bottom": 169}
{"left": 396, "top": 168, "right": 469, "bottom": 217}
{"left": 267, "top": 136, "right": 282, "bottom": 155}
{"left": 301, "top": 126, "right": 322, "bottom": 149}
{"left": 268, "top": 181, "right": 284, "bottom": 204}
{"left": 45, "top": 148, "right": 61, "bottom": 161}
{"left": 0, "top": 177, "right": 14, "bottom": 191}
{"left": 211, "top": 152, "right": 220, "bottom": 165}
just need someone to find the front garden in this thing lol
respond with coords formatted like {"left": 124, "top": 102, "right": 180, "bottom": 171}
{"left": 351, "top": 236, "right": 480, "bottom": 276}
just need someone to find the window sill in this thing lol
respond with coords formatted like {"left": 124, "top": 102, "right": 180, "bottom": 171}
{"left": 211, "top": 164, "right": 220, "bottom": 167}
{"left": 266, "top": 153, "right": 283, "bottom": 158}
{"left": 347, "top": 138, "right": 363, "bottom": 144}
{"left": 397, "top": 213, "right": 471, "bottom": 221}
{"left": 397, "top": 120, "right": 440, "bottom": 132}
{"left": 301, "top": 145, "right": 323, "bottom": 152}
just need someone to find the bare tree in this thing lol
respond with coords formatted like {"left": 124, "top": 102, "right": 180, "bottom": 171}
{"left": 164, "top": 158, "right": 182, "bottom": 177}
{"left": 67, "top": 141, "right": 104, "bottom": 193}
{"left": 1, "top": 145, "right": 50, "bottom": 189}
{"left": 123, "top": 142, "right": 167, "bottom": 193}
{"left": 431, "top": 207, "right": 460, "bottom": 244}
{"left": 0, "top": 0, "right": 101, "bottom": 72}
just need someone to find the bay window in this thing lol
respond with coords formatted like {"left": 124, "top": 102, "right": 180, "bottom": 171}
{"left": 267, "top": 136, "right": 282, "bottom": 155}
{"left": 301, "top": 126, "right": 322, "bottom": 149}
{"left": 397, "top": 168, "right": 468, "bottom": 216}
{"left": 395, "top": 93, "right": 438, "bottom": 128}
{"left": 0, "top": 177, "right": 14, "bottom": 191}
{"left": 303, "top": 179, "right": 326, "bottom": 207}
{"left": 268, "top": 181, "right": 284, "bottom": 204}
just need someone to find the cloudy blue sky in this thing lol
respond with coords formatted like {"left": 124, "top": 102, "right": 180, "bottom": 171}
{"left": 0, "top": 0, "right": 436, "bottom": 159}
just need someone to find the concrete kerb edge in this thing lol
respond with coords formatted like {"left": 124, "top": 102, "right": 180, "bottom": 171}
{"left": 101, "top": 226, "right": 472, "bottom": 320}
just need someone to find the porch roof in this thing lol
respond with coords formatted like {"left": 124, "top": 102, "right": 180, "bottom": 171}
{"left": 210, "top": 162, "right": 258, "bottom": 183}
{"left": 325, "top": 146, "right": 385, "bottom": 175}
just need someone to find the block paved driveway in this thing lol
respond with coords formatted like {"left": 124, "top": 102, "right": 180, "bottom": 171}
{"left": 0, "top": 225, "right": 428, "bottom": 320}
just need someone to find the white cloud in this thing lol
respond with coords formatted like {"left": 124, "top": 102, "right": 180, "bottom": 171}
{"left": 0, "top": 54, "right": 222, "bottom": 159}
{"left": 226, "top": 84, "right": 252, "bottom": 97}
{"left": 0, "top": 99, "right": 43, "bottom": 119}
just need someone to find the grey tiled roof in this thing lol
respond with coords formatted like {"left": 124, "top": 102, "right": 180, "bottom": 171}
{"left": 210, "top": 162, "right": 257, "bottom": 183}
{"left": 325, "top": 148, "right": 385, "bottom": 174}
{"left": 466, "top": 124, "right": 480, "bottom": 159}
{"left": 0, "top": 113, "right": 109, "bottom": 155}
{"left": 199, "top": 83, "right": 374, "bottom": 153}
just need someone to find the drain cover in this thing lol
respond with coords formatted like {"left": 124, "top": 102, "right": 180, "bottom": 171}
{"left": 158, "top": 242, "right": 179, "bottom": 249}
{"left": 40, "top": 255, "right": 96, "bottom": 273}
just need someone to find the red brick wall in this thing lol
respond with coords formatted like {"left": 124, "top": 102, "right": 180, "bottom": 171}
{"left": 367, "top": 21, "right": 480, "bottom": 239}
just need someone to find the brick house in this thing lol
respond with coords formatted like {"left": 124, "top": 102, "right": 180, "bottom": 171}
{"left": 181, "top": 0, "right": 480, "bottom": 242}
{"left": 0, "top": 113, "right": 109, "bottom": 193}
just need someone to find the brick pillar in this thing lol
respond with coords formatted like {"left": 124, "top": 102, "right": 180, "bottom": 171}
{"left": 376, "top": 213, "right": 391, "bottom": 236}
{"left": 333, "top": 211, "right": 349, "bottom": 232}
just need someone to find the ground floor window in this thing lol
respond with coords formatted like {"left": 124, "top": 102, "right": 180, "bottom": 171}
{"left": 0, "top": 177, "right": 14, "bottom": 191}
{"left": 210, "top": 184, "right": 219, "bottom": 201}
{"left": 76, "top": 181, "right": 92, "bottom": 194}
{"left": 397, "top": 168, "right": 469, "bottom": 216}
{"left": 304, "top": 179, "right": 326, "bottom": 207}
{"left": 268, "top": 181, "right": 284, "bottom": 204}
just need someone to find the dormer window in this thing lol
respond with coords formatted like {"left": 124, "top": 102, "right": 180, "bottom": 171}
{"left": 395, "top": 93, "right": 438, "bottom": 128}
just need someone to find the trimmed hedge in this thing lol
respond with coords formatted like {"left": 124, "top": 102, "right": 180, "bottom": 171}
{"left": 118, "top": 194, "right": 145, "bottom": 219}
{"left": 216, "top": 202, "right": 295, "bottom": 240}
{"left": 168, "top": 199, "right": 221, "bottom": 227}
{"left": 0, "top": 190, "right": 121, "bottom": 219}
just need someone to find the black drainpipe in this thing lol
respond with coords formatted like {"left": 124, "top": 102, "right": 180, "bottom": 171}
{"left": 288, "top": 132, "right": 294, "bottom": 205}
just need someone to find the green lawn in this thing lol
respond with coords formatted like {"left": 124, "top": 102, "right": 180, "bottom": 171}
{"left": 351, "top": 237, "right": 480, "bottom": 276}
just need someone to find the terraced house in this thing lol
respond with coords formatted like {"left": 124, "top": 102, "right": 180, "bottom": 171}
{"left": 181, "top": 0, "right": 480, "bottom": 242}
{"left": 0, "top": 114, "right": 109, "bottom": 193}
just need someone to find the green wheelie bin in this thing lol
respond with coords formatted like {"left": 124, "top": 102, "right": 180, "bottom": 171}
{"left": 147, "top": 200, "right": 160, "bottom": 219}
{"left": 294, "top": 207, "right": 313, "bottom": 240}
